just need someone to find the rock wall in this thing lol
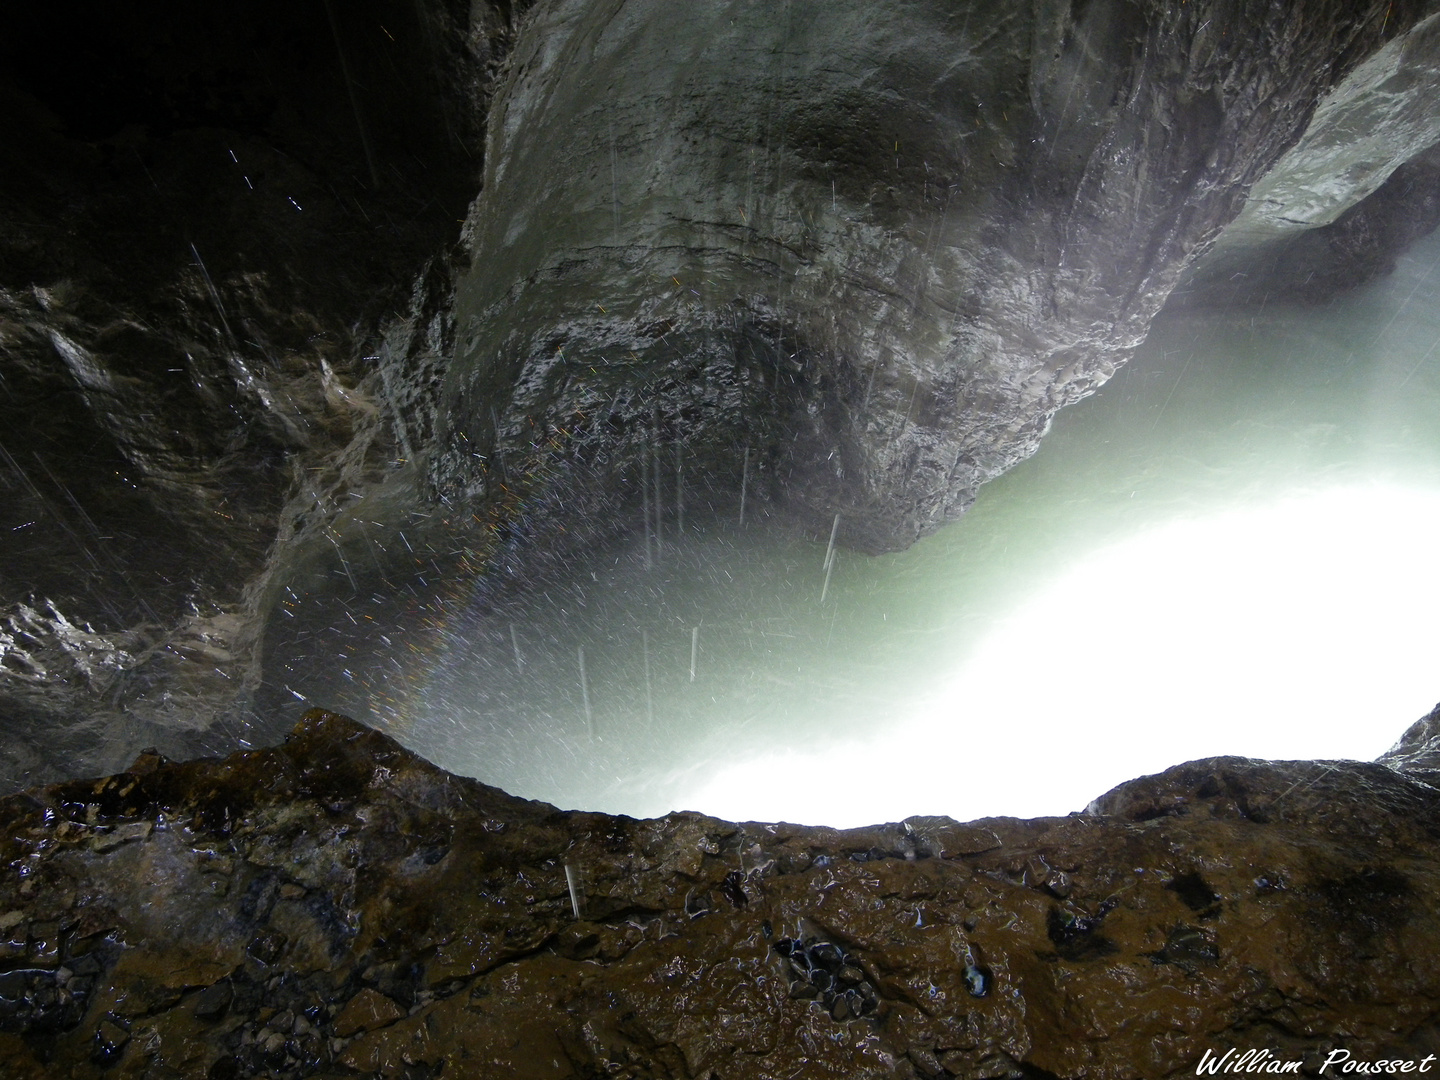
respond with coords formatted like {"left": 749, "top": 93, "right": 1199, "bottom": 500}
{"left": 1177, "top": 9, "right": 1440, "bottom": 305}
{"left": 0, "top": 709, "right": 1436, "bottom": 1078}
{"left": 4, "top": 7, "right": 1440, "bottom": 1073}
{"left": 426, "top": 0, "right": 1440, "bottom": 559}
{"left": 6, "top": 2, "right": 1440, "bottom": 805}
{"left": 0, "top": 0, "right": 526, "bottom": 786}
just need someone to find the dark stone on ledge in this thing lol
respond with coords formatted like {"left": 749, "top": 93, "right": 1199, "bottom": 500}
{"left": 0, "top": 707, "right": 1437, "bottom": 1077}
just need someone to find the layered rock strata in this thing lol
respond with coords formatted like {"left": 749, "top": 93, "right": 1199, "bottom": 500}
{"left": 0, "top": 708, "right": 1436, "bottom": 1078}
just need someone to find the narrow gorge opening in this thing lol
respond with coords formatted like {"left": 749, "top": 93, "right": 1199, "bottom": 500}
{"left": 263, "top": 230, "right": 1440, "bottom": 827}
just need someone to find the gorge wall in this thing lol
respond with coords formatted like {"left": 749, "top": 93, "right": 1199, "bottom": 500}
{"left": 0, "top": 0, "right": 519, "bottom": 781}
{"left": 4, "top": 2, "right": 1440, "bottom": 1073}
{"left": 424, "top": 0, "right": 1440, "bottom": 560}
{"left": 6, "top": 1, "right": 1440, "bottom": 775}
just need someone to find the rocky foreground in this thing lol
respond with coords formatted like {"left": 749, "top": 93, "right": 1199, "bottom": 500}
{"left": 1, "top": 708, "right": 1438, "bottom": 1079}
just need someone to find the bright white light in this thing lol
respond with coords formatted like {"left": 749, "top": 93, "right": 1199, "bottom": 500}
{"left": 682, "top": 485, "right": 1440, "bottom": 827}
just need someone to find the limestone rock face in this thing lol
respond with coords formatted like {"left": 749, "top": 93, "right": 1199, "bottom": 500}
{"left": 0, "top": 708, "right": 1436, "bottom": 1078}
{"left": 0, "top": 0, "right": 522, "bottom": 787}
{"left": 1379, "top": 701, "right": 1440, "bottom": 786}
{"left": 428, "top": 0, "right": 1440, "bottom": 555}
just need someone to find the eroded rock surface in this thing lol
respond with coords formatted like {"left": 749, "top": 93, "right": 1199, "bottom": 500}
{"left": 7, "top": 0, "right": 1440, "bottom": 873}
{"left": 0, "top": 0, "right": 524, "bottom": 786}
{"left": 1178, "top": 8, "right": 1440, "bottom": 306}
{"left": 428, "top": 0, "right": 1440, "bottom": 558}
{"left": 0, "top": 708, "right": 1437, "bottom": 1078}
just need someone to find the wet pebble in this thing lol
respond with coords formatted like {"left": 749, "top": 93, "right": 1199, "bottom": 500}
{"left": 772, "top": 935, "right": 880, "bottom": 1021}
{"left": 909, "top": 1046, "right": 943, "bottom": 1075}
{"left": 91, "top": 1017, "right": 129, "bottom": 1067}
{"left": 963, "top": 963, "right": 991, "bottom": 998}
{"left": 260, "top": 1030, "right": 287, "bottom": 1065}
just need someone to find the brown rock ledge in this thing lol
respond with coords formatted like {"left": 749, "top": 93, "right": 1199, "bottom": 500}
{"left": 0, "top": 708, "right": 1437, "bottom": 1078}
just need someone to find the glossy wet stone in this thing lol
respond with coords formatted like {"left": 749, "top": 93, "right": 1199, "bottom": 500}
{"left": 0, "top": 707, "right": 1437, "bottom": 1077}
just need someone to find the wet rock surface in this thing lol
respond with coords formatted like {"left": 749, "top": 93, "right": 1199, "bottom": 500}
{"left": 253, "top": 0, "right": 1440, "bottom": 757}
{"left": 0, "top": 707, "right": 1436, "bottom": 1078}
{"left": 1177, "top": 7, "right": 1440, "bottom": 307}
{"left": 429, "top": 0, "right": 1440, "bottom": 559}
{"left": 7, "top": 1, "right": 1440, "bottom": 793}
{"left": 0, "top": 0, "right": 524, "bottom": 787}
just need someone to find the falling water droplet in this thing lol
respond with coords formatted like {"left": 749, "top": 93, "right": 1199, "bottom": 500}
{"left": 564, "top": 862, "right": 585, "bottom": 920}
{"left": 675, "top": 441, "right": 685, "bottom": 536}
{"left": 642, "top": 628, "right": 654, "bottom": 725}
{"left": 578, "top": 645, "right": 594, "bottom": 739}
{"left": 739, "top": 447, "right": 750, "bottom": 527}
{"left": 642, "top": 451, "right": 653, "bottom": 571}
{"left": 820, "top": 514, "right": 840, "bottom": 602}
